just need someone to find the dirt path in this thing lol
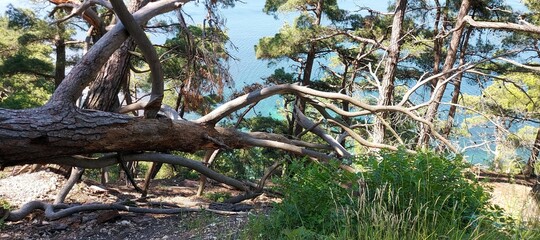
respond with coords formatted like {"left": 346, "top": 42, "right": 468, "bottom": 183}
{"left": 0, "top": 170, "right": 274, "bottom": 239}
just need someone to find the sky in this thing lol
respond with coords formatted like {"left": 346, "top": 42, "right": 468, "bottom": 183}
{"left": 0, "top": 0, "right": 529, "bottom": 14}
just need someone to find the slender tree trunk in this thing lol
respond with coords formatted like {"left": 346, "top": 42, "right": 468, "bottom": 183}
{"left": 141, "top": 162, "right": 162, "bottom": 198}
{"left": 196, "top": 150, "right": 220, "bottom": 196}
{"left": 442, "top": 27, "right": 473, "bottom": 137}
{"left": 493, "top": 117, "right": 505, "bottom": 172}
{"left": 293, "top": 0, "right": 323, "bottom": 137}
{"left": 417, "top": 0, "right": 471, "bottom": 147}
{"left": 524, "top": 128, "right": 540, "bottom": 177}
{"left": 373, "top": 0, "right": 407, "bottom": 145}
{"left": 340, "top": 64, "right": 351, "bottom": 133}
{"left": 83, "top": 40, "right": 136, "bottom": 111}
{"left": 430, "top": 0, "right": 443, "bottom": 91}
{"left": 54, "top": 35, "right": 66, "bottom": 88}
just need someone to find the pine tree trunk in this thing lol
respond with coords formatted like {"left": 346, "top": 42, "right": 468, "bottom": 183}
{"left": 292, "top": 0, "right": 324, "bottom": 137}
{"left": 442, "top": 27, "right": 473, "bottom": 138}
{"left": 524, "top": 128, "right": 540, "bottom": 177}
{"left": 417, "top": 0, "right": 471, "bottom": 147}
{"left": 373, "top": 0, "right": 407, "bottom": 145}
{"left": 0, "top": 105, "right": 248, "bottom": 167}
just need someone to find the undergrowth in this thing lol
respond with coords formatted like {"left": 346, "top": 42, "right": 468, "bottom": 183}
{"left": 243, "top": 149, "right": 540, "bottom": 239}
{"left": 0, "top": 199, "right": 11, "bottom": 230}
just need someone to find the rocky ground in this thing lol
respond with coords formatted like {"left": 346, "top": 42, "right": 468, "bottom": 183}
{"left": 0, "top": 168, "right": 276, "bottom": 239}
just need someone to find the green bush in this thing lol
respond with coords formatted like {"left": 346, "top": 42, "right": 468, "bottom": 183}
{"left": 205, "top": 192, "right": 232, "bottom": 203}
{"left": 244, "top": 149, "right": 533, "bottom": 239}
{"left": 360, "top": 150, "right": 490, "bottom": 226}
{"left": 0, "top": 199, "right": 11, "bottom": 230}
{"left": 245, "top": 160, "right": 356, "bottom": 239}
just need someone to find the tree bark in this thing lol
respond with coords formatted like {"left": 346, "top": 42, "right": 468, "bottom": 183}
{"left": 524, "top": 128, "right": 540, "bottom": 177}
{"left": 83, "top": 40, "right": 135, "bottom": 111}
{"left": 0, "top": 104, "right": 249, "bottom": 167}
{"left": 373, "top": 0, "right": 407, "bottom": 145}
{"left": 417, "top": 0, "right": 471, "bottom": 147}
{"left": 430, "top": 0, "right": 443, "bottom": 90}
{"left": 83, "top": 0, "right": 143, "bottom": 111}
{"left": 293, "top": 0, "right": 323, "bottom": 137}
{"left": 442, "top": 26, "right": 473, "bottom": 138}
{"left": 54, "top": 33, "right": 66, "bottom": 88}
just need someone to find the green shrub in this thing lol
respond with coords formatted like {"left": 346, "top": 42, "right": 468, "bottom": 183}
{"left": 245, "top": 160, "right": 356, "bottom": 239}
{"left": 244, "top": 149, "right": 533, "bottom": 239}
{"left": 205, "top": 192, "right": 232, "bottom": 202}
{"left": 360, "top": 150, "right": 490, "bottom": 226}
{"left": 0, "top": 199, "right": 11, "bottom": 230}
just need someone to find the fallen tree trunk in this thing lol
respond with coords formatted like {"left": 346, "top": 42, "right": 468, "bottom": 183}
{"left": 0, "top": 104, "right": 248, "bottom": 167}
{"left": 469, "top": 168, "right": 536, "bottom": 187}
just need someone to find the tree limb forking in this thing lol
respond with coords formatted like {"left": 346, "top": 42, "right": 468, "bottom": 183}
{"left": 293, "top": 106, "right": 352, "bottom": 158}
{"left": 110, "top": 0, "right": 164, "bottom": 118}
{"left": 464, "top": 16, "right": 540, "bottom": 35}
{"left": 49, "top": 0, "right": 191, "bottom": 105}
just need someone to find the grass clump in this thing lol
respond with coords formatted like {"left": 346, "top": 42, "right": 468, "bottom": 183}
{"left": 244, "top": 149, "right": 540, "bottom": 239}
{"left": 0, "top": 199, "right": 11, "bottom": 229}
{"left": 205, "top": 192, "right": 232, "bottom": 202}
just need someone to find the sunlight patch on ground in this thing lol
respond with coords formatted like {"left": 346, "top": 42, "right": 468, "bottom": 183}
{"left": 488, "top": 182, "right": 540, "bottom": 222}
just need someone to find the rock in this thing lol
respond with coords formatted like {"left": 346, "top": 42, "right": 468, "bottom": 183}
{"left": 51, "top": 223, "right": 69, "bottom": 231}
{"left": 82, "top": 213, "right": 98, "bottom": 223}
{"left": 96, "top": 210, "right": 120, "bottom": 224}
{"left": 89, "top": 185, "right": 107, "bottom": 193}
{"left": 117, "top": 220, "right": 131, "bottom": 226}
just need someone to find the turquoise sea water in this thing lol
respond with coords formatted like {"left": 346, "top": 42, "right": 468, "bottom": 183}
{"left": 182, "top": 1, "right": 390, "bottom": 118}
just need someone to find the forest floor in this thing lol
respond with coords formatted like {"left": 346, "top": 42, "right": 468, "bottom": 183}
{"left": 0, "top": 168, "right": 277, "bottom": 239}
{"left": 0, "top": 167, "right": 539, "bottom": 239}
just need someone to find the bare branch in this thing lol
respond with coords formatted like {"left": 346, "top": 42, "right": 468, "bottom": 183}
{"left": 49, "top": 153, "right": 249, "bottom": 192}
{"left": 196, "top": 84, "right": 458, "bottom": 152}
{"left": 239, "top": 135, "right": 333, "bottom": 161}
{"left": 496, "top": 57, "right": 540, "bottom": 72}
{"left": 49, "top": 0, "right": 106, "bottom": 34}
{"left": 294, "top": 106, "right": 352, "bottom": 158}
{"left": 245, "top": 131, "right": 332, "bottom": 150}
{"left": 464, "top": 15, "right": 540, "bottom": 35}
{"left": 310, "top": 31, "right": 387, "bottom": 51}
{"left": 110, "top": 0, "right": 163, "bottom": 118}
{"left": 50, "top": 0, "right": 190, "bottom": 104}
{"left": 327, "top": 119, "right": 416, "bottom": 153}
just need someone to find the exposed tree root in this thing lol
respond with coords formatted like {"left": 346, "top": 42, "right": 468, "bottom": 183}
{"left": 5, "top": 200, "right": 248, "bottom": 222}
{"left": 223, "top": 192, "right": 263, "bottom": 204}
{"left": 54, "top": 167, "right": 84, "bottom": 204}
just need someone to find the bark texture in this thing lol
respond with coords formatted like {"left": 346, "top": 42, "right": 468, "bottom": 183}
{"left": 417, "top": 0, "right": 471, "bottom": 147}
{"left": 373, "top": 0, "right": 407, "bottom": 144}
{"left": 524, "top": 128, "right": 540, "bottom": 177}
{"left": 0, "top": 104, "right": 248, "bottom": 167}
